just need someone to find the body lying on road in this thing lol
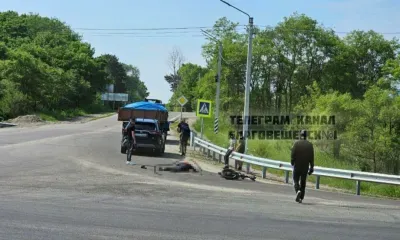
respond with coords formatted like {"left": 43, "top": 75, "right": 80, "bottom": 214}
{"left": 158, "top": 161, "right": 198, "bottom": 172}
{"left": 139, "top": 160, "right": 201, "bottom": 173}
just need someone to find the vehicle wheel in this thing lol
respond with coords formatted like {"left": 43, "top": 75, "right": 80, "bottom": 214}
{"left": 156, "top": 148, "right": 163, "bottom": 156}
{"left": 121, "top": 146, "right": 127, "bottom": 154}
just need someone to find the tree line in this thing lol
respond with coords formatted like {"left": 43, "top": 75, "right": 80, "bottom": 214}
{"left": 166, "top": 13, "right": 400, "bottom": 175}
{"left": 0, "top": 11, "right": 149, "bottom": 119}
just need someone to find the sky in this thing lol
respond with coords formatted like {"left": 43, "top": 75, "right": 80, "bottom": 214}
{"left": 1, "top": 0, "right": 400, "bottom": 103}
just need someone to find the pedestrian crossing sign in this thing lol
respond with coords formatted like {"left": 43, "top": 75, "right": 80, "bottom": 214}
{"left": 196, "top": 99, "right": 212, "bottom": 118}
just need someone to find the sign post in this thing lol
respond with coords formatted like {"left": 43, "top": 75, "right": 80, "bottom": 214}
{"left": 196, "top": 99, "right": 212, "bottom": 139}
{"left": 201, "top": 117, "right": 204, "bottom": 139}
{"left": 177, "top": 96, "right": 188, "bottom": 121}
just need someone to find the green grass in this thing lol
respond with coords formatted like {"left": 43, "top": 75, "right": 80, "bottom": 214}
{"left": 193, "top": 116, "right": 400, "bottom": 199}
{"left": 39, "top": 109, "right": 86, "bottom": 121}
{"left": 170, "top": 121, "right": 179, "bottom": 129}
{"left": 39, "top": 104, "right": 114, "bottom": 122}
{"left": 89, "top": 112, "right": 116, "bottom": 121}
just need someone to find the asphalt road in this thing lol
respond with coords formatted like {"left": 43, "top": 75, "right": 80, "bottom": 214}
{"left": 0, "top": 112, "right": 399, "bottom": 240}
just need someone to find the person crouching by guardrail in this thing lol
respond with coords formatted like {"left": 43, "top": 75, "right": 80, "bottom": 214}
{"left": 223, "top": 133, "right": 236, "bottom": 169}
{"left": 291, "top": 130, "right": 314, "bottom": 203}
{"left": 234, "top": 136, "right": 245, "bottom": 171}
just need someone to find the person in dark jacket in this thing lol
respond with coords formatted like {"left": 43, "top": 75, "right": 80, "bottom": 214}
{"left": 291, "top": 130, "right": 314, "bottom": 203}
{"left": 177, "top": 120, "right": 184, "bottom": 153}
{"left": 177, "top": 119, "right": 190, "bottom": 156}
{"left": 125, "top": 117, "right": 137, "bottom": 165}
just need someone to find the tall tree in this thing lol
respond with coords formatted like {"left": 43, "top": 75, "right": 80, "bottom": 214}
{"left": 0, "top": 11, "right": 148, "bottom": 119}
{"left": 123, "top": 64, "right": 149, "bottom": 101}
{"left": 97, "top": 54, "right": 127, "bottom": 93}
{"left": 164, "top": 46, "right": 185, "bottom": 91}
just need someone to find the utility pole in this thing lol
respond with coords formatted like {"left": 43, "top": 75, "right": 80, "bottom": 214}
{"left": 220, "top": 0, "right": 253, "bottom": 173}
{"left": 215, "top": 41, "right": 222, "bottom": 134}
{"left": 243, "top": 17, "right": 253, "bottom": 156}
{"left": 199, "top": 72, "right": 204, "bottom": 139}
{"left": 200, "top": 29, "right": 222, "bottom": 134}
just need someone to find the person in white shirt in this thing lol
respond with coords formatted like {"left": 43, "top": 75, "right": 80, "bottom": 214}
{"left": 224, "top": 133, "right": 236, "bottom": 169}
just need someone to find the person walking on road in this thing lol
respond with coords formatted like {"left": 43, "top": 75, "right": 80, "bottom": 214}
{"left": 177, "top": 119, "right": 190, "bottom": 156}
{"left": 125, "top": 117, "right": 137, "bottom": 165}
{"left": 223, "top": 133, "right": 236, "bottom": 169}
{"left": 291, "top": 130, "right": 314, "bottom": 203}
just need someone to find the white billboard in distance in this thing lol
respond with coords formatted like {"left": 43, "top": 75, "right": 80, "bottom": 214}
{"left": 101, "top": 93, "right": 128, "bottom": 101}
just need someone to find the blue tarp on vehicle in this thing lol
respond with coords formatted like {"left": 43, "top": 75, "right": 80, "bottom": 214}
{"left": 122, "top": 101, "right": 168, "bottom": 112}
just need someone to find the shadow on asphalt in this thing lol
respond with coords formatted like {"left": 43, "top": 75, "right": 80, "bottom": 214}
{"left": 300, "top": 201, "right": 399, "bottom": 210}
{"left": 166, "top": 139, "right": 179, "bottom": 146}
{"left": 299, "top": 202, "right": 316, "bottom": 206}
{"left": 163, "top": 152, "right": 184, "bottom": 159}
{"left": 132, "top": 150, "right": 184, "bottom": 160}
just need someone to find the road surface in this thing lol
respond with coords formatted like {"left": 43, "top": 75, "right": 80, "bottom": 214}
{"left": 0, "top": 112, "right": 399, "bottom": 240}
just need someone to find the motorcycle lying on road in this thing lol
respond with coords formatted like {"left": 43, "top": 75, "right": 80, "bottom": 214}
{"left": 218, "top": 168, "right": 256, "bottom": 181}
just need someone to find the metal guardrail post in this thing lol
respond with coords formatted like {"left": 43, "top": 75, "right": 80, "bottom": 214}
{"left": 285, "top": 171, "right": 290, "bottom": 183}
{"left": 218, "top": 153, "right": 222, "bottom": 163}
{"left": 207, "top": 149, "right": 211, "bottom": 158}
{"left": 315, "top": 176, "right": 320, "bottom": 189}
{"left": 262, "top": 167, "right": 267, "bottom": 178}
{"left": 261, "top": 167, "right": 267, "bottom": 178}
{"left": 356, "top": 180, "right": 361, "bottom": 196}
{"left": 190, "top": 131, "right": 195, "bottom": 147}
{"left": 212, "top": 152, "right": 216, "bottom": 161}
{"left": 246, "top": 162, "right": 250, "bottom": 174}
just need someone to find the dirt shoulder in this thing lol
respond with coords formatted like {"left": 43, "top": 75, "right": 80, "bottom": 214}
{"left": 2, "top": 112, "right": 115, "bottom": 128}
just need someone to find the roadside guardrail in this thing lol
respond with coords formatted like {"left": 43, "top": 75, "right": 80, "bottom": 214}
{"left": 0, "top": 122, "right": 17, "bottom": 128}
{"left": 189, "top": 131, "right": 400, "bottom": 196}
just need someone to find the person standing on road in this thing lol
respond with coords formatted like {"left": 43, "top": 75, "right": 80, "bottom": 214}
{"left": 178, "top": 119, "right": 191, "bottom": 156}
{"left": 291, "top": 129, "right": 314, "bottom": 203}
{"left": 234, "top": 136, "right": 245, "bottom": 171}
{"left": 223, "top": 133, "right": 236, "bottom": 169}
{"left": 125, "top": 117, "right": 137, "bottom": 165}
{"left": 177, "top": 119, "right": 185, "bottom": 153}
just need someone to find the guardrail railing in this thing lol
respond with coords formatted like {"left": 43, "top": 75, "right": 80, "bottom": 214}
{"left": 189, "top": 131, "right": 400, "bottom": 196}
{"left": 0, "top": 122, "right": 17, "bottom": 128}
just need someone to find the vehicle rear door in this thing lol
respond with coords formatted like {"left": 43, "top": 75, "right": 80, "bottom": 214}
{"left": 134, "top": 122, "right": 161, "bottom": 145}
